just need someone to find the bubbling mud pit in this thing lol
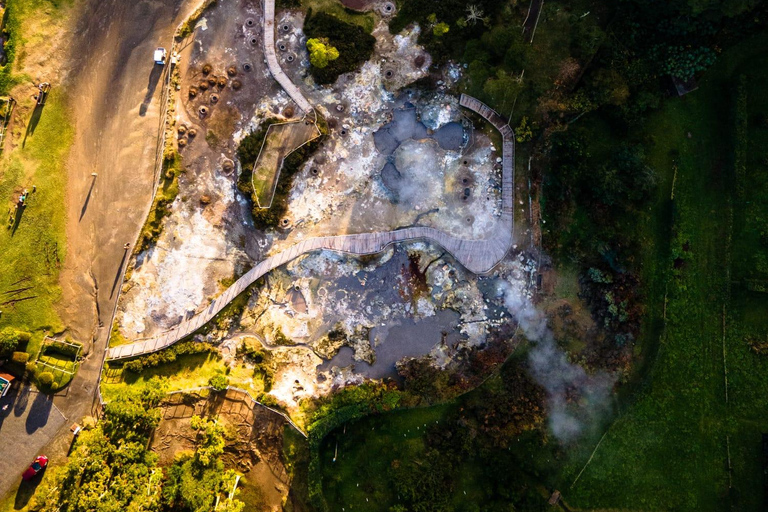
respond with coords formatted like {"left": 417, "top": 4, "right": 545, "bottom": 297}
{"left": 231, "top": 245, "right": 535, "bottom": 409}
{"left": 111, "top": 0, "right": 528, "bottom": 413}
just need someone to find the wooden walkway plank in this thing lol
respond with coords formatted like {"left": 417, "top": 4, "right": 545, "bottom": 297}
{"left": 106, "top": 94, "right": 515, "bottom": 360}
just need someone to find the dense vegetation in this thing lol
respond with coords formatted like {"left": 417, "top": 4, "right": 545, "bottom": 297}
{"left": 319, "top": 356, "right": 549, "bottom": 511}
{"left": 303, "top": 9, "right": 375, "bottom": 84}
{"left": 237, "top": 118, "right": 323, "bottom": 229}
{"left": 309, "top": 0, "right": 768, "bottom": 510}
{"left": 29, "top": 381, "right": 244, "bottom": 512}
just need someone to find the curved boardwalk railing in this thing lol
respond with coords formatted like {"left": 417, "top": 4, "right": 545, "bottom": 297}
{"left": 106, "top": 1, "right": 515, "bottom": 361}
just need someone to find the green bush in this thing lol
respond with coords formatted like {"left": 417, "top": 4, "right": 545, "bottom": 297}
{"left": 122, "top": 341, "right": 215, "bottom": 373}
{"left": 11, "top": 351, "right": 29, "bottom": 364}
{"left": 42, "top": 341, "right": 81, "bottom": 360}
{"left": 0, "top": 327, "right": 31, "bottom": 357}
{"left": 38, "top": 372, "right": 54, "bottom": 386}
{"left": 208, "top": 373, "right": 229, "bottom": 391}
{"left": 25, "top": 361, "right": 37, "bottom": 375}
{"left": 303, "top": 10, "right": 375, "bottom": 85}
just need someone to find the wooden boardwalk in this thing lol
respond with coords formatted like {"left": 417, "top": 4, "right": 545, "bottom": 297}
{"left": 263, "top": 0, "right": 313, "bottom": 114}
{"left": 106, "top": 20, "right": 516, "bottom": 361}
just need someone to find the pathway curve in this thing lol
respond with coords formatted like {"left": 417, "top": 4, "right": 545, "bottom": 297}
{"left": 106, "top": 3, "right": 515, "bottom": 361}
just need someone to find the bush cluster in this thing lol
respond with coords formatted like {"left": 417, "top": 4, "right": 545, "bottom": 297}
{"left": 42, "top": 340, "right": 81, "bottom": 360}
{"left": 0, "top": 327, "right": 31, "bottom": 358}
{"left": 11, "top": 351, "right": 29, "bottom": 364}
{"left": 303, "top": 10, "right": 375, "bottom": 85}
{"left": 237, "top": 119, "right": 323, "bottom": 229}
{"left": 123, "top": 341, "right": 215, "bottom": 373}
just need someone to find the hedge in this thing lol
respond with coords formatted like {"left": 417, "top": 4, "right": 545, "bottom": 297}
{"left": 42, "top": 341, "right": 81, "bottom": 360}
{"left": 303, "top": 10, "right": 375, "bottom": 85}
{"left": 11, "top": 351, "right": 29, "bottom": 364}
{"left": 122, "top": 341, "right": 215, "bottom": 373}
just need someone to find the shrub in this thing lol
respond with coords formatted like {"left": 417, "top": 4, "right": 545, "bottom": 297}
{"left": 0, "top": 327, "right": 30, "bottom": 357}
{"left": 122, "top": 341, "right": 215, "bottom": 373}
{"left": 43, "top": 341, "right": 81, "bottom": 360}
{"left": 11, "top": 351, "right": 29, "bottom": 364}
{"left": 25, "top": 361, "right": 37, "bottom": 375}
{"left": 38, "top": 372, "right": 54, "bottom": 386}
{"left": 303, "top": 10, "right": 375, "bottom": 85}
{"left": 208, "top": 373, "right": 229, "bottom": 391}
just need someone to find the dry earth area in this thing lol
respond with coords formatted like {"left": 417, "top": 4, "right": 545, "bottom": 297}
{"left": 152, "top": 388, "right": 294, "bottom": 511}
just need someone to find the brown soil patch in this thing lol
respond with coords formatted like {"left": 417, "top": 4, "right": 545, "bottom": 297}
{"left": 151, "top": 388, "right": 294, "bottom": 511}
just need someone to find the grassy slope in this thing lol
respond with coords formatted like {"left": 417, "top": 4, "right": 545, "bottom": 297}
{"left": 0, "top": 0, "right": 74, "bottom": 353}
{"left": 319, "top": 405, "right": 451, "bottom": 510}
{"left": 562, "top": 33, "right": 768, "bottom": 511}
{"left": 101, "top": 352, "right": 267, "bottom": 401}
{"left": 0, "top": 91, "right": 72, "bottom": 351}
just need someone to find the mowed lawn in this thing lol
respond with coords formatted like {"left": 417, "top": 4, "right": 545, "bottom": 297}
{"left": 0, "top": 91, "right": 72, "bottom": 345}
{"left": 562, "top": 34, "right": 768, "bottom": 511}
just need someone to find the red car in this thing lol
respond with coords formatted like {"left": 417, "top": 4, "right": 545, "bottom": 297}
{"left": 21, "top": 455, "right": 48, "bottom": 481}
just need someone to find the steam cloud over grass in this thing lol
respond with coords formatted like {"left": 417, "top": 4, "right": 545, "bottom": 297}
{"left": 497, "top": 277, "right": 614, "bottom": 442}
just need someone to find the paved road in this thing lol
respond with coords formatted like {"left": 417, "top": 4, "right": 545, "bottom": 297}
{"left": 1, "top": 0, "right": 195, "bottom": 503}
{"left": 0, "top": 385, "right": 67, "bottom": 498}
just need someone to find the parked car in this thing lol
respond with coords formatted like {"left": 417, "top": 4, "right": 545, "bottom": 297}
{"left": 22, "top": 455, "right": 48, "bottom": 481}
{"left": 153, "top": 47, "right": 167, "bottom": 65}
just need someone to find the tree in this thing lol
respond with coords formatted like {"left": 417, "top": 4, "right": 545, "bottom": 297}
{"left": 190, "top": 415, "right": 226, "bottom": 467}
{"left": 163, "top": 416, "right": 244, "bottom": 512}
{"left": 306, "top": 37, "right": 339, "bottom": 69}
{"left": 30, "top": 381, "right": 168, "bottom": 512}
{"left": 482, "top": 70, "right": 523, "bottom": 115}
{"left": 465, "top": 4, "right": 485, "bottom": 26}
{"left": 0, "top": 327, "right": 27, "bottom": 357}
{"left": 208, "top": 372, "right": 229, "bottom": 391}
{"left": 433, "top": 22, "right": 450, "bottom": 37}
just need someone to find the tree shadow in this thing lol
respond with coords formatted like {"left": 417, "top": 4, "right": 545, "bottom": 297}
{"left": 10, "top": 203, "right": 26, "bottom": 236}
{"left": 79, "top": 175, "right": 97, "bottom": 221}
{"left": 21, "top": 104, "right": 43, "bottom": 148}
{"left": 0, "top": 384, "right": 20, "bottom": 430}
{"left": 13, "top": 383, "right": 30, "bottom": 417}
{"left": 25, "top": 391, "right": 52, "bottom": 434}
{"left": 140, "top": 64, "right": 163, "bottom": 117}
{"left": 110, "top": 249, "right": 129, "bottom": 299}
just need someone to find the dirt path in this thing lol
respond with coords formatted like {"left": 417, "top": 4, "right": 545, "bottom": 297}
{"left": 46, "top": 0, "right": 194, "bottom": 458}
{"left": 57, "top": 0, "right": 191, "bottom": 345}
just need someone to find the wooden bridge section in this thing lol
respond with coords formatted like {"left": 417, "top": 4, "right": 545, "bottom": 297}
{"left": 105, "top": 16, "right": 515, "bottom": 361}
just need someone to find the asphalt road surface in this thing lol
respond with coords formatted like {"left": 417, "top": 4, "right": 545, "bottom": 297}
{"left": 0, "top": 385, "right": 67, "bottom": 498}
{"left": 1, "top": 0, "right": 194, "bottom": 502}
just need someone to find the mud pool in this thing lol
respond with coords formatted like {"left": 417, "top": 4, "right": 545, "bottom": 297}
{"left": 318, "top": 308, "right": 464, "bottom": 380}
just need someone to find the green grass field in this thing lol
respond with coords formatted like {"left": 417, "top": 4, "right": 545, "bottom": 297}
{"left": 560, "top": 33, "right": 768, "bottom": 511}
{"left": 319, "top": 405, "right": 451, "bottom": 509}
{"left": 0, "top": 91, "right": 72, "bottom": 342}
{"left": 0, "top": 0, "right": 74, "bottom": 348}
